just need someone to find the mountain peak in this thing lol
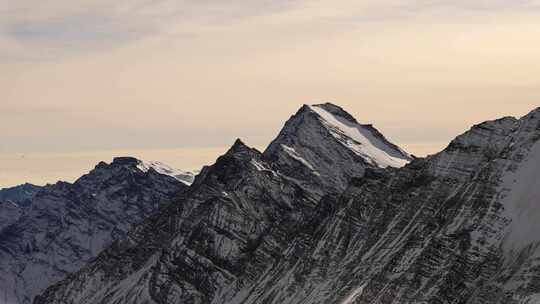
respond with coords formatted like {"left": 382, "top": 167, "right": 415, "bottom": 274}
{"left": 303, "top": 103, "right": 411, "bottom": 168}
{"left": 136, "top": 160, "right": 196, "bottom": 185}
{"left": 263, "top": 103, "right": 411, "bottom": 193}
{"left": 1, "top": 157, "right": 187, "bottom": 304}
{"left": 88, "top": 157, "right": 196, "bottom": 185}
{"left": 226, "top": 138, "right": 255, "bottom": 155}
{"left": 111, "top": 156, "right": 140, "bottom": 166}
{"left": 310, "top": 102, "right": 359, "bottom": 123}
{"left": 232, "top": 137, "right": 247, "bottom": 148}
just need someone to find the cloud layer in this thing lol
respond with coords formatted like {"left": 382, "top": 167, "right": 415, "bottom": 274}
{"left": 3, "top": 0, "right": 539, "bottom": 60}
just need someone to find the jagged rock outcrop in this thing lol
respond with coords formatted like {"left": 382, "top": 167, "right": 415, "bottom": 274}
{"left": 0, "top": 157, "right": 189, "bottom": 304}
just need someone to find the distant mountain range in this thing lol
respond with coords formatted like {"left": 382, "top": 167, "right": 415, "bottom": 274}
{"left": 0, "top": 157, "right": 195, "bottom": 304}
{"left": 2, "top": 103, "right": 540, "bottom": 304}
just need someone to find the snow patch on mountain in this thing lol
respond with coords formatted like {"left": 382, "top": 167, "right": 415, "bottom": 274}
{"left": 308, "top": 104, "right": 411, "bottom": 168}
{"left": 137, "top": 160, "right": 196, "bottom": 185}
{"left": 250, "top": 159, "right": 268, "bottom": 171}
{"left": 250, "top": 159, "right": 278, "bottom": 177}
{"left": 280, "top": 144, "right": 320, "bottom": 176}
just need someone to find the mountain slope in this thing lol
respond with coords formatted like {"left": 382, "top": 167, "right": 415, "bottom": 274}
{"left": 195, "top": 108, "right": 540, "bottom": 304}
{"left": 0, "top": 157, "right": 188, "bottom": 304}
{"left": 35, "top": 103, "right": 412, "bottom": 304}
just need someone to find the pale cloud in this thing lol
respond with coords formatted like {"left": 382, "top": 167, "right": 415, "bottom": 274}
{"left": 2, "top": 0, "right": 540, "bottom": 61}
{"left": 0, "top": 0, "right": 298, "bottom": 60}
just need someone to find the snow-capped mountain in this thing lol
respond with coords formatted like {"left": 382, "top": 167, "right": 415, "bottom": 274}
{"left": 29, "top": 104, "right": 540, "bottom": 304}
{"left": 0, "top": 157, "right": 191, "bottom": 304}
{"left": 33, "top": 103, "right": 414, "bottom": 304}
{"left": 264, "top": 103, "right": 412, "bottom": 195}
{"left": 211, "top": 111, "right": 540, "bottom": 304}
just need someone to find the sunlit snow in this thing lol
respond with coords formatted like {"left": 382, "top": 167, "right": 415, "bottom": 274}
{"left": 309, "top": 105, "right": 411, "bottom": 168}
{"left": 137, "top": 160, "right": 195, "bottom": 185}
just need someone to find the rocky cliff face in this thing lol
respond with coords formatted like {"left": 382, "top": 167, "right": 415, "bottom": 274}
{"left": 34, "top": 104, "right": 540, "bottom": 304}
{"left": 0, "top": 157, "right": 188, "bottom": 304}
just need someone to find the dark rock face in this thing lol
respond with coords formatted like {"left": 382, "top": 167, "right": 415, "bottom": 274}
{"left": 0, "top": 158, "right": 188, "bottom": 304}
{"left": 35, "top": 105, "right": 540, "bottom": 304}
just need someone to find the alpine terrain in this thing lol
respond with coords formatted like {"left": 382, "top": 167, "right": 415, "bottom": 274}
{"left": 3, "top": 102, "right": 540, "bottom": 304}
{"left": 0, "top": 158, "right": 194, "bottom": 304}
{"left": 33, "top": 103, "right": 415, "bottom": 303}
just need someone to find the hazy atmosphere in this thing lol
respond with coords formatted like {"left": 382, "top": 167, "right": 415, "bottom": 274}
{"left": 2, "top": 0, "right": 539, "bottom": 187}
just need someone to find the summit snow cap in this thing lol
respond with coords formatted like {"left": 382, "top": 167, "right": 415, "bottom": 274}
{"left": 263, "top": 102, "right": 412, "bottom": 194}
{"left": 308, "top": 103, "right": 412, "bottom": 168}
{"left": 136, "top": 160, "right": 196, "bottom": 185}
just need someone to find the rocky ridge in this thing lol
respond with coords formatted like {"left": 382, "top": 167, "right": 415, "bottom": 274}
{"left": 0, "top": 157, "right": 189, "bottom": 304}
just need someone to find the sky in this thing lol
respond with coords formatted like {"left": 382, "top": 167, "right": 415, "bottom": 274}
{"left": 1, "top": 0, "right": 540, "bottom": 188}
